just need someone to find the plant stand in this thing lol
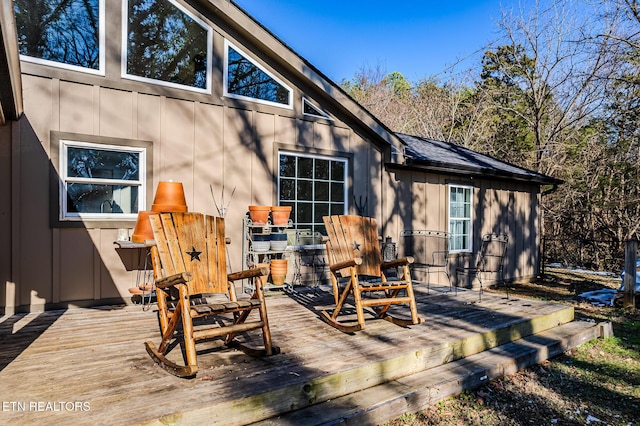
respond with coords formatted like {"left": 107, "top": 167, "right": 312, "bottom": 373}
{"left": 242, "top": 214, "right": 293, "bottom": 294}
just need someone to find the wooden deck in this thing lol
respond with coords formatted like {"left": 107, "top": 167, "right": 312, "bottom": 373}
{"left": 0, "top": 284, "right": 597, "bottom": 425}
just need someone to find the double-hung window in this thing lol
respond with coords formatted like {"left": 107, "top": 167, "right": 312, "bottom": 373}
{"left": 59, "top": 140, "right": 146, "bottom": 221}
{"left": 278, "top": 152, "right": 347, "bottom": 237}
{"left": 449, "top": 185, "right": 473, "bottom": 252}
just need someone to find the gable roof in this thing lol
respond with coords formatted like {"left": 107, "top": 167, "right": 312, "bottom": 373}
{"left": 214, "top": 0, "right": 402, "bottom": 152}
{"left": 0, "top": 0, "right": 560, "bottom": 188}
{"left": 394, "top": 133, "right": 561, "bottom": 185}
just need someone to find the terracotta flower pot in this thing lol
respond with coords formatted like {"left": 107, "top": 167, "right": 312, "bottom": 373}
{"left": 249, "top": 205, "right": 271, "bottom": 225}
{"left": 131, "top": 211, "right": 159, "bottom": 243}
{"left": 271, "top": 205, "right": 292, "bottom": 226}
{"left": 256, "top": 263, "right": 270, "bottom": 288}
{"left": 152, "top": 181, "right": 188, "bottom": 212}
{"left": 269, "top": 259, "right": 288, "bottom": 286}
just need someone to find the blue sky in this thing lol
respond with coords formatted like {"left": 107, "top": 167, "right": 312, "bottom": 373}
{"left": 234, "top": 0, "right": 509, "bottom": 83}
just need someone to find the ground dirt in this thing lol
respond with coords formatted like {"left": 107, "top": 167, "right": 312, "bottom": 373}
{"left": 386, "top": 267, "right": 640, "bottom": 426}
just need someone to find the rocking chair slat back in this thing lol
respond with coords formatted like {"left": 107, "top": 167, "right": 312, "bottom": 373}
{"left": 324, "top": 215, "right": 382, "bottom": 277}
{"left": 150, "top": 212, "right": 227, "bottom": 295}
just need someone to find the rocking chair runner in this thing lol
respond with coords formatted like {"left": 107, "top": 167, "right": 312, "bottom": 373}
{"left": 322, "top": 215, "right": 423, "bottom": 333}
{"left": 145, "top": 212, "right": 278, "bottom": 378}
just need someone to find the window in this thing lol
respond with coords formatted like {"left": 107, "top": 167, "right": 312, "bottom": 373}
{"left": 59, "top": 140, "right": 147, "bottom": 221}
{"left": 278, "top": 152, "right": 347, "bottom": 237}
{"left": 14, "top": 0, "right": 105, "bottom": 75}
{"left": 449, "top": 185, "right": 473, "bottom": 252}
{"left": 123, "top": 0, "right": 212, "bottom": 92}
{"left": 303, "top": 98, "right": 332, "bottom": 120}
{"left": 224, "top": 40, "right": 293, "bottom": 109}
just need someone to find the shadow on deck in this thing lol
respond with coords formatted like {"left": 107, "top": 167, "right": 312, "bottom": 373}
{"left": 0, "top": 285, "right": 606, "bottom": 425}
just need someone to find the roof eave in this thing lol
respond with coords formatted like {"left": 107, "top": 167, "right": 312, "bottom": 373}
{"left": 386, "top": 160, "right": 563, "bottom": 186}
{"left": 199, "top": 0, "right": 400, "bottom": 151}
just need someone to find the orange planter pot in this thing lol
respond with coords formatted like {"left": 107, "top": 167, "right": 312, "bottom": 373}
{"left": 256, "top": 263, "right": 270, "bottom": 288}
{"left": 131, "top": 211, "right": 159, "bottom": 243}
{"left": 249, "top": 205, "right": 271, "bottom": 225}
{"left": 269, "top": 259, "right": 288, "bottom": 286}
{"left": 271, "top": 205, "right": 292, "bottom": 226}
{"left": 152, "top": 181, "right": 188, "bottom": 212}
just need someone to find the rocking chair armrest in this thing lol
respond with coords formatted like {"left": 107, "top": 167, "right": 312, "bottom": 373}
{"left": 329, "top": 257, "right": 363, "bottom": 272}
{"left": 381, "top": 256, "right": 415, "bottom": 269}
{"left": 156, "top": 272, "right": 192, "bottom": 289}
{"left": 228, "top": 266, "right": 270, "bottom": 282}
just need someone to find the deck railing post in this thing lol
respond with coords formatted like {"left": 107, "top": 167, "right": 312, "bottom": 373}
{"left": 623, "top": 238, "right": 637, "bottom": 310}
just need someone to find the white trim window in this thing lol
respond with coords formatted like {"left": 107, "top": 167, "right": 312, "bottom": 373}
{"left": 224, "top": 40, "right": 293, "bottom": 109}
{"left": 448, "top": 184, "right": 473, "bottom": 252}
{"left": 14, "top": 0, "right": 106, "bottom": 75}
{"left": 278, "top": 152, "right": 347, "bottom": 236}
{"left": 60, "top": 140, "right": 146, "bottom": 221}
{"left": 122, "top": 0, "right": 212, "bottom": 93}
{"left": 302, "top": 97, "right": 333, "bottom": 120}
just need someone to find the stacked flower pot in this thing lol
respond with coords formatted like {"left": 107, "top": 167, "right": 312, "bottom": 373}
{"left": 248, "top": 205, "right": 292, "bottom": 286}
{"left": 131, "top": 181, "right": 188, "bottom": 243}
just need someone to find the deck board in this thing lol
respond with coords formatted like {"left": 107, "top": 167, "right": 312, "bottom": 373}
{"left": 0, "top": 285, "right": 573, "bottom": 425}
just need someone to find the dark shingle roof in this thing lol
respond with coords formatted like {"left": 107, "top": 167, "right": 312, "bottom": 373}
{"left": 395, "top": 133, "right": 561, "bottom": 185}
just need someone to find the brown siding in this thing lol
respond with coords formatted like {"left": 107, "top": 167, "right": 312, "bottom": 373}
{"left": 388, "top": 170, "right": 541, "bottom": 287}
{"left": 4, "top": 0, "right": 542, "bottom": 311}
{"left": 0, "top": 123, "right": 12, "bottom": 314}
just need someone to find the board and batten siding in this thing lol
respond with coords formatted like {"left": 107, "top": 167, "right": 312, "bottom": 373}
{"left": 5, "top": 74, "right": 383, "bottom": 313}
{"left": 386, "top": 170, "right": 541, "bottom": 287}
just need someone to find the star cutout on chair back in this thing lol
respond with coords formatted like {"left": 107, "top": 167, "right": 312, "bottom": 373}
{"left": 186, "top": 246, "right": 202, "bottom": 262}
{"left": 353, "top": 241, "right": 361, "bottom": 251}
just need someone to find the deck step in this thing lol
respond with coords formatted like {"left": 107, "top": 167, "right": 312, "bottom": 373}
{"left": 251, "top": 320, "right": 610, "bottom": 426}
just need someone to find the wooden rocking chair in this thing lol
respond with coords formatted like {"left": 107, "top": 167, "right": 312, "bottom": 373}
{"left": 145, "top": 212, "right": 278, "bottom": 378}
{"left": 321, "top": 215, "right": 423, "bottom": 333}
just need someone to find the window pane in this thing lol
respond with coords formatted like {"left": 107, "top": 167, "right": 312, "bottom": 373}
{"left": 15, "top": 0, "right": 100, "bottom": 70}
{"left": 279, "top": 179, "right": 295, "bottom": 201}
{"left": 315, "top": 181, "right": 329, "bottom": 201}
{"left": 227, "top": 46, "right": 290, "bottom": 105}
{"left": 315, "top": 159, "right": 329, "bottom": 180}
{"left": 126, "top": 0, "right": 208, "bottom": 89}
{"left": 280, "top": 155, "right": 296, "bottom": 177}
{"left": 297, "top": 202, "right": 312, "bottom": 223}
{"left": 67, "top": 148, "right": 139, "bottom": 181}
{"left": 314, "top": 203, "right": 329, "bottom": 223}
{"left": 331, "top": 182, "right": 344, "bottom": 202}
{"left": 331, "top": 161, "right": 345, "bottom": 181}
{"left": 297, "top": 180, "right": 312, "bottom": 201}
{"left": 66, "top": 184, "right": 138, "bottom": 214}
{"left": 330, "top": 203, "right": 344, "bottom": 215}
{"left": 297, "top": 157, "right": 313, "bottom": 179}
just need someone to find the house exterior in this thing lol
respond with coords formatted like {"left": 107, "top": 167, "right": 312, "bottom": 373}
{"left": 0, "top": 0, "right": 559, "bottom": 315}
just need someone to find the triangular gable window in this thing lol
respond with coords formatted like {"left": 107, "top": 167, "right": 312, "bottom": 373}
{"left": 224, "top": 40, "right": 293, "bottom": 109}
{"left": 303, "top": 98, "right": 332, "bottom": 120}
{"left": 123, "top": 0, "right": 212, "bottom": 93}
